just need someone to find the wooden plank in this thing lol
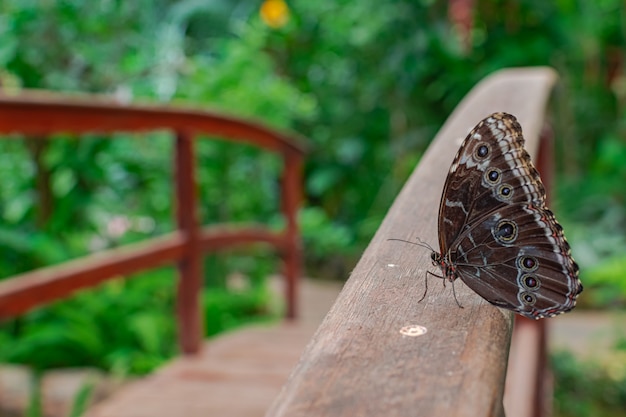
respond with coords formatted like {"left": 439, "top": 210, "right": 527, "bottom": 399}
{"left": 0, "top": 225, "right": 286, "bottom": 320}
{"left": 198, "top": 225, "right": 286, "bottom": 251}
{"left": 83, "top": 278, "right": 343, "bottom": 417}
{"left": 280, "top": 151, "right": 304, "bottom": 319}
{"left": 0, "top": 90, "right": 308, "bottom": 154}
{"left": 266, "top": 68, "right": 558, "bottom": 417}
{"left": 174, "top": 131, "right": 204, "bottom": 354}
{"left": 505, "top": 317, "right": 549, "bottom": 417}
{"left": 0, "top": 233, "right": 185, "bottom": 319}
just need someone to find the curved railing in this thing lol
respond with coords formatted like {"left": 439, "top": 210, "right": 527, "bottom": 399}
{"left": 0, "top": 90, "right": 306, "bottom": 354}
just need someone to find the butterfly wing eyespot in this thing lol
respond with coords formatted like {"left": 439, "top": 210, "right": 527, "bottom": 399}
{"left": 520, "top": 274, "right": 541, "bottom": 291}
{"left": 434, "top": 112, "right": 582, "bottom": 319}
{"left": 520, "top": 292, "right": 537, "bottom": 306}
{"left": 518, "top": 255, "right": 539, "bottom": 272}
{"left": 497, "top": 184, "right": 513, "bottom": 200}
{"left": 484, "top": 168, "right": 501, "bottom": 185}
{"left": 492, "top": 219, "right": 518, "bottom": 244}
{"left": 475, "top": 143, "right": 490, "bottom": 158}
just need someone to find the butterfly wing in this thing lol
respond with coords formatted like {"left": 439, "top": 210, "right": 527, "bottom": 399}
{"left": 437, "top": 113, "right": 545, "bottom": 252}
{"left": 438, "top": 112, "right": 582, "bottom": 319}
{"left": 452, "top": 203, "right": 581, "bottom": 319}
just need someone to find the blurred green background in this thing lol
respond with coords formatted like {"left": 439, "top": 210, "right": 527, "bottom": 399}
{"left": 0, "top": 1, "right": 625, "bottom": 416}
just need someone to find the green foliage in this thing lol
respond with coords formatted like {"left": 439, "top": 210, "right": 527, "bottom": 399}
{"left": 580, "top": 256, "right": 626, "bottom": 307}
{"left": 27, "top": 372, "right": 42, "bottom": 417}
{"left": 0, "top": 269, "right": 177, "bottom": 375}
{"left": 204, "top": 287, "right": 275, "bottom": 337}
{"left": 554, "top": 315, "right": 626, "bottom": 416}
{"left": 68, "top": 380, "right": 96, "bottom": 417}
{"left": 16, "top": 372, "right": 96, "bottom": 417}
{"left": 259, "top": 0, "right": 466, "bottom": 255}
{"left": 556, "top": 130, "right": 626, "bottom": 307}
{"left": 177, "top": 26, "right": 317, "bottom": 127}
{"left": 300, "top": 207, "right": 355, "bottom": 276}
{"left": 0, "top": 0, "right": 179, "bottom": 92}
{"left": 553, "top": 350, "right": 626, "bottom": 417}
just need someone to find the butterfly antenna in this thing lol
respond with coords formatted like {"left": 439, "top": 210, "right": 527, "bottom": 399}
{"left": 387, "top": 238, "right": 435, "bottom": 252}
{"left": 416, "top": 237, "right": 435, "bottom": 251}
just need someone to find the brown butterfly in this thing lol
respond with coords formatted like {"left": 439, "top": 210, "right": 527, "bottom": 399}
{"left": 399, "top": 113, "right": 582, "bottom": 319}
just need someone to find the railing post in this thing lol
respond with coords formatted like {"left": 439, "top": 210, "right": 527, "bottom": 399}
{"left": 281, "top": 150, "right": 302, "bottom": 319}
{"left": 174, "top": 131, "right": 204, "bottom": 354}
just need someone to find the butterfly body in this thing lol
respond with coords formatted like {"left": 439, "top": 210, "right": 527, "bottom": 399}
{"left": 433, "top": 112, "right": 582, "bottom": 319}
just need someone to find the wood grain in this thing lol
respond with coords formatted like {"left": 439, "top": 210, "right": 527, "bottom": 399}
{"left": 266, "top": 67, "right": 558, "bottom": 417}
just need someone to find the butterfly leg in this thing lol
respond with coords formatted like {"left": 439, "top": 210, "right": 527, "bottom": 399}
{"left": 450, "top": 279, "right": 464, "bottom": 309}
{"left": 422, "top": 270, "right": 464, "bottom": 309}
{"left": 421, "top": 270, "right": 444, "bottom": 302}
{"left": 418, "top": 271, "right": 430, "bottom": 302}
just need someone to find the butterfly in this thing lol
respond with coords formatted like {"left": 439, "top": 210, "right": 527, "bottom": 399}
{"left": 427, "top": 112, "right": 582, "bottom": 319}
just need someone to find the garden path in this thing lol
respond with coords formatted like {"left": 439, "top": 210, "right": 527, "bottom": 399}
{"left": 85, "top": 278, "right": 344, "bottom": 417}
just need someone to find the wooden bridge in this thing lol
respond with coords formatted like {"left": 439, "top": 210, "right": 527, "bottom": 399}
{"left": 0, "top": 67, "right": 560, "bottom": 417}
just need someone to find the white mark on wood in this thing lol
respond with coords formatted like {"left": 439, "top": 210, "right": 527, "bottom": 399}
{"left": 399, "top": 325, "right": 427, "bottom": 337}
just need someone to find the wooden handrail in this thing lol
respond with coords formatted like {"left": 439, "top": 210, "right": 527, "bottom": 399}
{"left": 0, "top": 91, "right": 307, "bottom": 153}
{"left": 266, "top": 68, "right": 558, "bottom": 417}
{"left": 0, "top": 90, "right": 306, "bottom": 354}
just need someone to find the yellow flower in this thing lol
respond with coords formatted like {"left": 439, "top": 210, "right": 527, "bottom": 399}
{"left": 260, "top": 0, "right": 289, "bottom": 29}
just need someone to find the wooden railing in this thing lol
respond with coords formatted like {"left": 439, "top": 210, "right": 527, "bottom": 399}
{"left": 0, "top": 91, "right": 306, "bottom": 355}
{"left": 267, "top": 68, "right": 558, "bottom": 417}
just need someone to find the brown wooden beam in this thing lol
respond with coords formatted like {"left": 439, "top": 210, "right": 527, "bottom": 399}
{"left": 281, "top": 150, "right": 304, "bottom": 319}
{"left": 266, "top": 67, "right": 558, "bottom": 417}
{"left": 174, "top": 131, "right": 204, "bottom": 355}
{"left": 0, "top": 233, "right": 185, "bottom": 318}
{"left": 0, "top": 91, "right": 307, "bottom": 154}
{"left": 198, "top": 225, "right": 286, "bottom": 251}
